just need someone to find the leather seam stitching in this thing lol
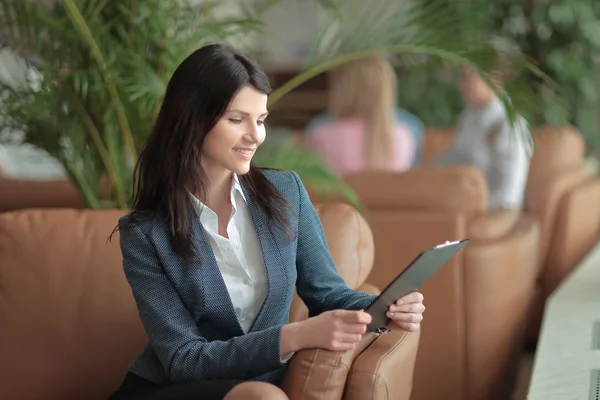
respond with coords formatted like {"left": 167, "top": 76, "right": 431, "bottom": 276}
{"left": 365, "top": 333, "right": 410, "bottom": 400}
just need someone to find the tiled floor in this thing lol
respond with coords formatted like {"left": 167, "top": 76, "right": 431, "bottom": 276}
{"left": 511, "top": 351, "right": 535, "bottom": 400}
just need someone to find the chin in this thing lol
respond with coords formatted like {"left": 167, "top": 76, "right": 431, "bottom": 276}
{"left": 231, "top": 162, "right": 252, "bottom": 176}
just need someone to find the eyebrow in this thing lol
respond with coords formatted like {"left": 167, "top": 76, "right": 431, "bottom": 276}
{"left": 227, "top": 109, "right": 269, "bottom": 117}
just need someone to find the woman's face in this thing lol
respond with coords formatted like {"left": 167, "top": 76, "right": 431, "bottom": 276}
{"left": 201, "top": 85, "right": 268, "bottom": 177}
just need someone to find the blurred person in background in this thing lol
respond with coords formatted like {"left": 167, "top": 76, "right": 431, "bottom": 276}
{"left": 305, "top": 55, "right": 420, "bottom": 173}
{"left": 431, "top": 66, "right": 532, "bottom": 210}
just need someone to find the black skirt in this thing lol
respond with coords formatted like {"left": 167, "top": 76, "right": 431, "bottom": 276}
{"left": 108, "top": 372, "right": 245, "bottom": 400}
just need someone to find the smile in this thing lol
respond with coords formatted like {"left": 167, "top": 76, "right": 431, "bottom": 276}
{"left": 233, "top": 148, "right": 255, "bottom": 160}
{"left": 233, "top": 148, "right": 254, "bottom": 155}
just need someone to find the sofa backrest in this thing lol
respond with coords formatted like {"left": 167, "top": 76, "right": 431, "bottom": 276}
{"left": 524, "top": 126, "right": 587, "bottom": 266}
{"left": 527, "top": 126, "right": 585, "bottom": 182}
{"left": 345, "top": 165, "right": 489, "bottom": 215}
{"left": 0, "top": 178, "right": 83, "bottom": 212}
{"left": 0, "top": 209, "right": 140, "bottom": 400}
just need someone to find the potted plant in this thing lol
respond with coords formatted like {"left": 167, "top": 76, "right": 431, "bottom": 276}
{"left": 0, "top": 0, "right": 562, "bottom": 209}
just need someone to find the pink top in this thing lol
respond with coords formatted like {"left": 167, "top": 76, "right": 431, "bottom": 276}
{"left": 306, "top": 119, "right": 416, "bottom": 174}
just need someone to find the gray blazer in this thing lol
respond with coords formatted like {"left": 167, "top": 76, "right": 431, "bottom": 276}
{"left": 119, "top": 170, "right": 376, "bottom": 385}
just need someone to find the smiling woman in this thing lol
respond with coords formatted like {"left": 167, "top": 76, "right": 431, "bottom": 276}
{"left": 109, "top": 43, "right": 425, "bottom": 400}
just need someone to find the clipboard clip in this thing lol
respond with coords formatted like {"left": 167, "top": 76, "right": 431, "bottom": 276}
{"left": 434, "top": 240, "right": 460, "bottom": 249}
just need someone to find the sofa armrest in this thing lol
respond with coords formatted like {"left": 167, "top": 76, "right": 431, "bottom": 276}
{"left": 344, "top": 330, "right": 421, "bottom": 400}
{"left": 281, "top": 330, "right": 420, "bottom": 400}
{"left": 544, "top": 177, "right": 600, "bottom": 295}
{"left": 357, "top": 282, "right": 380, "bottom": 296}
{"left": 467, "top": 209, "right": 522, "bottom": 241}
{"left": 281, "top": 332, "right": 380, "bottom": 400}
{"left": 463, "top": 214, "right": 540, "bottom": 400}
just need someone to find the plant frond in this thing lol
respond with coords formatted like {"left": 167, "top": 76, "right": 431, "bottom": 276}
{"left": 63, "top": 0, "right": 137, "bottom": 163}
{"left": 269, "top": 0, "right": 569, "bottom": 133}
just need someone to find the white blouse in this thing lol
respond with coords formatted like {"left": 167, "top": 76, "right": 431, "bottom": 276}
{"left": 189, "top": 174, "right": 293, "bottom": 362}
{"left": 189, "top": 174, "right": 268, "bottom": 333}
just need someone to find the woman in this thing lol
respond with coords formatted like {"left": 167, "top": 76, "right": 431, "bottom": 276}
{"left": 306, "top": 55, "right": 418, "bottom": 173}
{"left": 110, "top": 44, "right": 425, "bottom": 400}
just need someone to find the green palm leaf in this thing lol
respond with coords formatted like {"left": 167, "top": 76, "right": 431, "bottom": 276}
{"left": 0, "top": 0, "right": 268, "bottom": 209}
{"left": 269, "top": 0, "right": 568, "bottom": 131}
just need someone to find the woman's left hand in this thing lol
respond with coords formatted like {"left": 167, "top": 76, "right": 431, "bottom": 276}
{"left": 385, "top": 291, "right": 425, "bottom": 332}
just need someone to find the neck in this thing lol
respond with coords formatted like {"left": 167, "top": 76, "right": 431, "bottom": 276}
{"left": 199, "top": 165, "right": 233, "bottom": 209}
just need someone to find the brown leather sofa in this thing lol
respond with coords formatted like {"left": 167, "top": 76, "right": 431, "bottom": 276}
{"left": 0, "top": 176, "right": 83, "bottom": 212}
{"left": 423, "top": 126, "right": 600, "bottom": 341}
{"left": 341, "top": 166, "right": 540, "bottom": 400}
{"left": 0, "top": 203, "right": 420, "bottom": 400}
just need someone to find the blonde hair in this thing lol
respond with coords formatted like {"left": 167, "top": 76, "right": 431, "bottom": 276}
{"left": 328, "top": 55, "right": 397, "bottom": 170}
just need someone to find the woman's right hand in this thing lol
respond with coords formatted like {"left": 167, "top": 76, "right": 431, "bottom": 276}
{"left": 282, "top": 310, "right": 372, "bottom": 354}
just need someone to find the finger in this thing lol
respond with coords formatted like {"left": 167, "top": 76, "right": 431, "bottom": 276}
{"left": 387, "top": 312, "right": 423, "bottom": 324}
{"left": 394, "top": 322, "right": 421, "bottom": 332}
{"left": 334, "top": 332, "right": 363, "bottom": 343}
{"left": 396, "top": 291, "right": 424, "bottom": 305}
{"left": 342, "top": 322, "right": 368, "bottom": 334}
{"left": 332, "top": 309, "right": 365, "bottom": 320}
{"left": 389, "top": 303, "right": 425, "bottom": 313}
{"left": 338, "top": 310, "right": 372, "bottom": 325}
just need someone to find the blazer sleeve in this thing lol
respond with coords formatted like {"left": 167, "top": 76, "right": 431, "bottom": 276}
{"left": 120, "top": 220, "right": 286, "bottom": 382}
{"left": 290, "top": 172, "right": 376, "bottom": 317}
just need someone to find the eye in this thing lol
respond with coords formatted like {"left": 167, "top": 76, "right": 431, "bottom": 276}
{"left": 257, "top": 120, "right": 265, "bottom": 126}
{"left": 228, "top": 118, "right": 242, "bottom": 124}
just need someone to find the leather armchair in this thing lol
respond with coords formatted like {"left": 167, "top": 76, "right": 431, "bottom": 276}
{"left": 338, "top": 166, "right": 540, "bottom": 400}
{"left": 422, "top": 126, "right": 600, "bottom": 342}
{"left": 0, "top": 204, "right": 419, "bottom": 400}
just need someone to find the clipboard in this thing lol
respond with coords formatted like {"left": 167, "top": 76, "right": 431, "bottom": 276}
{"left": 365, "top": 239, "right": 470, "bottom": 331}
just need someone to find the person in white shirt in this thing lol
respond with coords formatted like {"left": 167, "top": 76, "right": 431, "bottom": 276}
{"left": 432, "top": 67, "right": 532, "bottom": 210}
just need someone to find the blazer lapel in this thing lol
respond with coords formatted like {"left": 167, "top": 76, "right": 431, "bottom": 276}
{"left": 189, "top": 209, "right": 244, "bottom": 335}
{"left": 242, "top": 186, "right": 289, "bottom": 332}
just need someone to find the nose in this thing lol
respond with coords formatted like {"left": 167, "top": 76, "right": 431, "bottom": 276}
{"left": 246, "top": 122, "right": 265, "bottom": 144}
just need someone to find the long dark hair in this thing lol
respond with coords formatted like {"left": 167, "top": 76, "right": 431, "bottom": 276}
{"left": 117, "top": 44, "right": 292, "bottom": 260}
